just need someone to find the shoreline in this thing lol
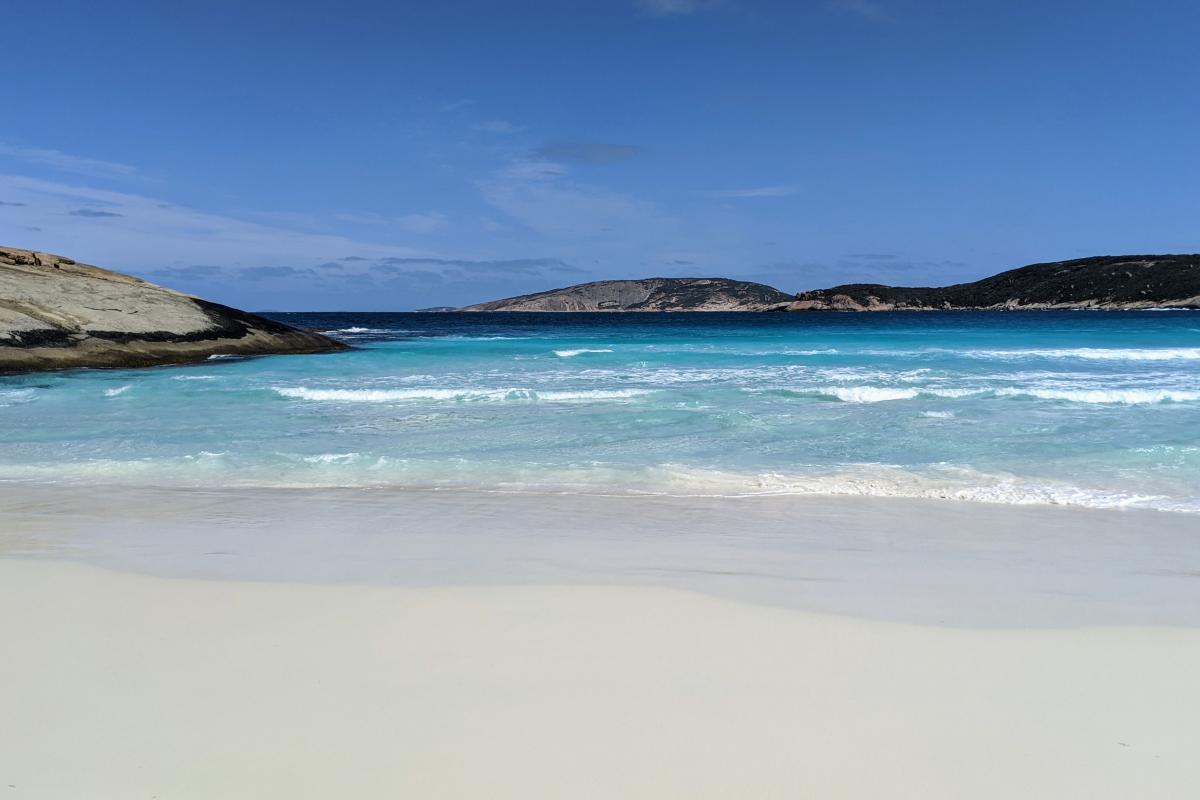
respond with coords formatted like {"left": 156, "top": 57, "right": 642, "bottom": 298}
{"left": 4, "top": 484, "right": 1200, "bottom": 796}
{"left": 4, "top": 483, "right": 1199, "bottom": 628}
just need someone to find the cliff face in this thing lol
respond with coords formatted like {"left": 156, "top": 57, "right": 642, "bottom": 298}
{"left": 0, "top": 247, "right": 347, "bottom": 373}
{"left": 784, "top": 255, "right": 1200, "bottom": 311}
{"left": 462, "top": 278, "right": 793, "bottom": 312}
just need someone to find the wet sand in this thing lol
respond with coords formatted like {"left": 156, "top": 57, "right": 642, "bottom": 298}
{"left": 2, "top": 486, "right": 1199, "bottom": 798}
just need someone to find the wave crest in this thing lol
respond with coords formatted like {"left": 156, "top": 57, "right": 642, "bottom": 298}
{"left": 273, "top": 386, "right": 652, "bottom": 403}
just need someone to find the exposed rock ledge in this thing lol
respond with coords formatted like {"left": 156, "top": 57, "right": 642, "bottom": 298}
{"left": 1, "top": 247, "right": 347, "bottom": 373}
{"left": 462, "top": 277, "right": 793, "bottom": 312}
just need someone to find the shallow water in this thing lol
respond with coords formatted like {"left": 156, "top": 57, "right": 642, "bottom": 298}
{"left": 2, "top": 311, "right": 1199, "bottom": 512}
{"left": 4, "top": 485, "right": 1199, "bottom": 627}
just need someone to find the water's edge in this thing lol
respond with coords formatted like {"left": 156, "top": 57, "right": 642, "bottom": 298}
{"left": 4, "top": 484, "right": 1198, "bottom": 629}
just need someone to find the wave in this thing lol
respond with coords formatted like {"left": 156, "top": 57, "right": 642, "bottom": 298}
{"left": 817, "top": 386, "right": 922, "bottom": 403}
{"left": 273, "top": 386, "right": 653, "bottom": 403}
{"left": 3, "top": 456, "right": 1192, "bottom": 513}
{"left": 325, "top": 327, "right": 415, "bottom": 335}
{"left": 997, "top": 388, "right": 1200, "bottom": 404}
{"left": 640, "top": 464, "right": 1191, "bottom": 512}
{"left": 554, "top": 348, "right": 614, "bottom": 358}
{"left": 103, "top": 385, "right": 133, "bottom": 397}
{"left": 0, "top": 388, "right": 38, "bottom": 406}
{"left": 776, "top": 385, "right": 1199, "bottom": 405}
{"left": 800, "top": 386, "right": 979, "bottom": 403}
{"left": 961, "top": 347, "right": 1200, "bottom": 362}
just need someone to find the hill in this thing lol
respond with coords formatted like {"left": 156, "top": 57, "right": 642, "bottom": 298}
{"left": 785, "top": 255, "right": 1200, "bottom": 311}
{"left": 461, "top": 277, "right": 793, "bottom": 312}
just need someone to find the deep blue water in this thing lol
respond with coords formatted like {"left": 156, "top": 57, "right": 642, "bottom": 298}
{"left": 2, "top": 311, "right": 1198, "bottom": 512}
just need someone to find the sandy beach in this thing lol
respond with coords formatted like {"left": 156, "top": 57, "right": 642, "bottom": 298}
{"left": 2, "top": 487, "right": 1200, "bottom": 798}
{"left": 2, "top": 558, "right": 1199, "bottom": 799}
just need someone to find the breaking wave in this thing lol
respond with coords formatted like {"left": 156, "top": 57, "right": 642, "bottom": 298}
{"left": 273, "top": 386, "right": 653, "bottom": 403}
{"left": 778, "top": 385, "right": 1200, "bottom": 405}
{"left": 997, "top": 388, "right": 1200, "bottom": 404}
{"left": 959, "top": 347, "right": 1200, "bottom": 362}
{"left": 554, "top": 348, "right": 614, "bottom": 358}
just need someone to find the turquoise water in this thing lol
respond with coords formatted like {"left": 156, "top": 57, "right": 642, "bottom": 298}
{"left": 2, "top": 311, "right": 1199, "bottom": 512}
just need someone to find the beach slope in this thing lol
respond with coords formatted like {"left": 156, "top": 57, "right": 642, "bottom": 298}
{"left": 2, "top": 559, "right": 1197, "bottom": 800}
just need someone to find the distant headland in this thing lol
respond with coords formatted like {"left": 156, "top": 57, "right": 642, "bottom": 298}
{"left": 462, "top": 255, "right": 1200, "bottom": 312}
{"left": 461, "top": 277, "right": 792, "bottom": 312}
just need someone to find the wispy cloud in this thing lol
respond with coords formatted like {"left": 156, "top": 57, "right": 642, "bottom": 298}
{"left": 377, "top": 256, "right": 583, "bottom": 276}
{"left": 396, "top": 211, "right": 448, "bottom": 234}
{"left": 706, "top": 184, "right": 797, "bottom": 198}
{"left": 438, "top": 98, "right": 475, "bottom": 113}
{"left": 474, "top": 119, "right": 526, "bottom": 135}
{"left": 637, "top": 0, "right": 728, "bottom": 16}
{"left": 0, "top": 174, "right": 429, "bottom": 273}
{"left": 478, "top": 159, "right": 668, "bottom": 239}
{"left": 533, "top": 142, "right": 642, "bottom": 164}
{"left": 830, "top": 0, "right": 892, "bottom": 23}
{"left": 0, "top": 143, "right": 140, "bottom": 180}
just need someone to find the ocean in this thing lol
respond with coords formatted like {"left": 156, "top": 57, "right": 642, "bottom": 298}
{"left": 2, "top": 311, "right": 1198, "bottom": 513}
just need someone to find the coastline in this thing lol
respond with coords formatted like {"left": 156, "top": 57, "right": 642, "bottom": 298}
{"left": 4, "top": 486, "right": 1200, "bottom": 796}
{"left": 4, "top": 483, "right": 1199, "bottom": 628}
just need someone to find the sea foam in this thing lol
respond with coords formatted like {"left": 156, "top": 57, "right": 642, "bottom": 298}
{"left": 998, "top": 388, "right": 1200, "bottom": 404}
{"left": 961, "top": 347, "right": 1200, "bottom": 361}
{"left": 554, "top": 349, "right": 614, "bottom": 358}
{"left": 273, "top": 386, "right": 652, "bottom": 403}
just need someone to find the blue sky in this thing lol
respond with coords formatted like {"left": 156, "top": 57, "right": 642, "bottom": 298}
{"left": 2, "top": 0, "right": 1198, "bottom": 310}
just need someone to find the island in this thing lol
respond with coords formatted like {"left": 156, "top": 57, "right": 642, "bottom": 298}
{"left": 784, "top": 254, "right": 1200, "bottom": 311}
{"left": 460, "top": 255, "right": 1200, "bottom": 312}
{"left": 460, "top": 277, "right": 793, "bottom": 311}
{"left": 0, "top": 247, "right": 347, "bottom": 374}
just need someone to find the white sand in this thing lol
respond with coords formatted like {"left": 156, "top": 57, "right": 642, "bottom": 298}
{"left": 2, "top": 559, "right": 1199, "bottom": 799}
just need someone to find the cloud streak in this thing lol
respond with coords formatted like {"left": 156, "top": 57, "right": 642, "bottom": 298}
{"left": 396, "top": 212, "right": 448, "bottom": 234}
{"left": 830, "top": 0, "right": 892, "bottom": 23}
{"left": 0, "top": 173, "right": 429, "bottom": 273}
{"left": 706, "top": 184, "right": 797, "bottom": 198}
{"left": 533, "top": 142, "right": 642, "bottom": 164}
{"left": 0, "top": 143, "right": 140, "bottom": 180}
{"left": 636, "top": 0, "right": 699, "bottom": 16}
{"left": 478, "top": 159, "right": 668, "bottom": 239}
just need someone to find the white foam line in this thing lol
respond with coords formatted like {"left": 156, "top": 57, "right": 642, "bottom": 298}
{"left": 273, "top": 387, "right": 653, "bottom": 403}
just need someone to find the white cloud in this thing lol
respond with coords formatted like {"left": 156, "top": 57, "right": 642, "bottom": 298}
{"left": 637, "top": 0, "right": 697, "bottom": 15}
{"left": 706, "top": 184, "right": 797, "bottom": 198}
{"left": 0, "top": 143, "right": 140, "bottom": 180}
{"left": 0, "top": 173, "right": 430, "bottom": 275}
{"left": 478, "top": 159, "right": 668, "bottom": 239}
{"left": 474, "top": 119, "right": 526, "bottom": 135}
{"left": 830, "top": 0, "right": 891, "bottom": 23}
{"left": 438, "top": 98, "right": 476, "bottom": 113}
{"left": 397, "top": 211, "right": 448, "bottom": 234}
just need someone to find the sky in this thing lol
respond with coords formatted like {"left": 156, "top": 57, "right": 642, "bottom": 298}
{"left": 2, "top": 0, "right": 1198, "bottom": 311}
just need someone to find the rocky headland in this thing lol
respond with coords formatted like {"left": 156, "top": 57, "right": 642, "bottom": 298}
{"left": 461, "top": 277, "right": 793, "bottom": 312}
{"left": 0, "top": 247, "right": 346, "bottom": 373}
{"left": 782, "top": 255, "right": 1200, "bottom": 311}
{"left": 462, "top": 255, "right": 1200, "bottom": 312}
